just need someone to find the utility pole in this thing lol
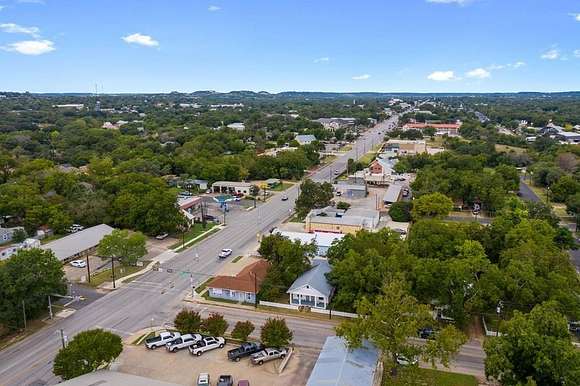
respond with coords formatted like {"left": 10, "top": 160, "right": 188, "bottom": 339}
{"left": 223, "top": 204, "right": 227, "bottom": 226}
{"left": 253, "top": 272, "right": 258, "bottom": 309}
{"left": 86, "top": 254, "right": 91, "bottom": 283}
{"left": 59, "top": 329, "right": 66, "bottom": 348}
{"left": 111, "top": 256, "right": 116, "bottom": 289}
{"left": 22, "top": 300, "right": 26, "bottom": 330}
{"left": 48, "top": 295, "right": 53, "bottom": 320}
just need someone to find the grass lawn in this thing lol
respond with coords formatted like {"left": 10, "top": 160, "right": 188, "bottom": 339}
{"left": 231, "top": 255, "right": 243, "bottom": 263}
{"left": 383, "top": 367, "right": 478, "bottom": 386}
{"left": 89, "top": 261, "right": 151, "bottom": 287}
{"left": 320, "top": 155, "right": 337, "bottom": 165}
{"left": 174, "top": 227, "right": 221, "bottom": 253}
{"left": 358, "top": 151, "right": 377, "bottom": 166}
{"left": 270, "top": 182, "right": 294, "bottom": 191}
{"left": 170, "top": 223, "right": 218, "bottom": 249}
{"left": 288, "top": 213, "right": 305, "bottom": 223}
{"left": 495, "top": 144, "right": 527, "bottom": 155}
{"left": 195, "top": 277, "right": 214, "bottom": 294}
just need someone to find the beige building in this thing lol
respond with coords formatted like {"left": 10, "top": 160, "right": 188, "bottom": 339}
{"left": 385, "top": 139, "right": 427, "bottom": 155}
{"left": 305, "top": 207, "right": 380, "bottom": 234}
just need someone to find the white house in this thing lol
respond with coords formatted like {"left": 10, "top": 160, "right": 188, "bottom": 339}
{"left": 287, "top": 259, "right": 334, "bottom": 309}
{"left": 273, "top": 229, "right": 345, "bottom": 256}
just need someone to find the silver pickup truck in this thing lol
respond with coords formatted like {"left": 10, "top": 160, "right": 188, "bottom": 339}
{"left": 250, "top": 348, "right": 288, "bottom": 365}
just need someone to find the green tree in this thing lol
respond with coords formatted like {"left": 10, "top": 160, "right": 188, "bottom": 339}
{"left": 53, "top": 329, "right": 123, "bottom": 380}
{"left": 336, "top": 279, "right": 466, "bottom": 377}
{"left": 11, "top": 228, "right": 27, "bottom": 243}
{"left": 260, "top": 318, "right": 293, "bottom": 348}
{"left": 0, "top": 249, "right": 66, "bottom": 329}
{"left": 202, "top": 312, "right": 228, "bottom": 336}
{"left": 411, "top": 192, "right": 453, "bottom": 220}
{"left": 336, "top": 201, "right": 351, "bottom": 210}
{"left": 97, "top": 229, "right": 147, "bottom": 266}
{"left": 388, "top": 201, "right": 412, "bottom": 222}
{"left": 173, "top": 308, "right": 202, "bottom": 333}
{"left": 484, "top": 302, "right": 580, "bottom": 386}
{"left": 550, "top": 175, "right": 579, "bottom": 203}
{"left": 294, "top": 179, "right": 333, "bottom": 219}
{"left": 231, "top": 320, "right": 255, "bottom": 342}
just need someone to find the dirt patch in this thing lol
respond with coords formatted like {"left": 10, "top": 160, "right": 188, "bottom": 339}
{"left": 117, "top": 342, "right": 318, "bottom": 386}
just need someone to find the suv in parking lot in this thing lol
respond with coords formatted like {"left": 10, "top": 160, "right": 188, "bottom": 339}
{"left": 166, "top": 333, "right": 202, "bottom": 352}
{"left": 217, "top": 375, "right": 233, "bottom": 386}
{"left": 250, "top": 348, "right": 288, "bottom": 365}
{"left": 189, "top": 336, "right": 226, "bottom": 356}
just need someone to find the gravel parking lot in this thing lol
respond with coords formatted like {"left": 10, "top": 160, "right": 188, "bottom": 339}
{"left": 63, "top": 255, "right": 105, "bottom": 282}
{"left": 117, "top": 342, "right": 318, "bottom": 386}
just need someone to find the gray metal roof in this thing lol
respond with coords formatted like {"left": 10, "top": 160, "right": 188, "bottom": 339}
{"left": 306, "top": 336, "right": 380, "bottom": 386}
{"left": 295, "top": 134, "right": 317, "bottom": 143}
{"left": 383, "top": 184, "right": 402, "bottom": 203}
{"left": 41, "top": 224, "right": 114, "bottom": 261}
{"left": 287, "top": 259, "right": 333, "bottom": 298}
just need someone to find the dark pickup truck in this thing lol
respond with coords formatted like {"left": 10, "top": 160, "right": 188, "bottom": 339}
{"left": 227, "top": 342, "right": 263, "bottom": 362}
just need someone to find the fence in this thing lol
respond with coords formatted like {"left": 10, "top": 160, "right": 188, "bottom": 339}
{"left": 258, "top": 301, "right": 357, "bottom": 319}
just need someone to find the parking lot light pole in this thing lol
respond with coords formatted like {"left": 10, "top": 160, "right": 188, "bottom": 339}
{"left": 86, "top": 255, "right": 91, "bottom": 283}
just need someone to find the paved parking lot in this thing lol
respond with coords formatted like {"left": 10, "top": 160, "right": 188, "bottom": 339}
{"left": 63, "top": 255, "right": 106, "bottom": 282}
{"left": 117, "top": 342, "right": 318, "bottom": 386}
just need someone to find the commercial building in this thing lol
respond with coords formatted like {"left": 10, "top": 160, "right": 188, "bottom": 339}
{"left": 226, "top": 122, "right": 245, "bottom": 131}
{"left": 206, "top": 259, "right": 269, "bottom": 304}
{"left": 273, "top": 229, "right": 345, "bottom": 256}
{"left": 306, "top": 336, "right": 382, "bottom": 386}
{"left": 295, "top": 134, "right": 317, "bottom": 145}
{"left": 385, "top": 139, "right": 427, "bottom": 155}
{"left": 287, "top": 258, "right": 333, "bottom": 309}
{"left": 305, "top": 207, "right": 380, "bottom": 234}
{"left": 211, "top": 181, "right": 254, "bottom": 195}
{"left": 40, "top": 224, "right": 114, "bottom": 263}
{"left": 334, "top": 182, "right": 367, "bottom": 199}
{"left": 314, "top": 117, "right": 357, "bottom": 130}
{"left": 402, "top": 121, "right": 461, "bottom": 136}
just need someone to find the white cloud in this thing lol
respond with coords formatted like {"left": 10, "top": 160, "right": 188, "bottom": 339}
{"left": 122, "top": 33, "right": 159, "bottom": 47}
{"left": 511, "top": 61, "right": 526, "bottom": 68}
{"left": 466, "top": 67, "right": 491, "bottom": 79}
{"left": 574, "top": 49, "right": 580, "bottom": 58}
{"left": 427, "top": 70, "right": 457, "bottom": 81}
{"left": 1, "top": 39, "right": 55, "bottom": 55}
{"left": 426, "top": 0, "right": 471, "bottom": 5}
{"left": 314, "top": 57, "right": 330, "bottom": 63}
{"left": 352, "top": 74, "right": 371, "bottom": 80}
{"left": 208, "top": 5, "right": 221, "bottom": 12}
{"left": 541, "top": 48, "right": 560, "bottom": 60}
{"left": 0, "top": 23, "right": 41, "bottom": 37}
{"left": 569, "top": 13, "right": 580, "bottom": 22}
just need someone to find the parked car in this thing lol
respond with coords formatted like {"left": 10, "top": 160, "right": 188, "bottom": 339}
{"left": 217, "top": 375, "right": 233, "bottom": 386}
{"left": 392, "top": 228, "right": 407, "bottom": 235}
{"left": 189, "top": 336, "right": 226, "bottom": 356}
{"left": 237, "top": 381, "right": 250, "bottom": 386}
{"left": 218, "top": 248, "right": 233, "bottom": 259}
{"left": 281, "top": 194, "right": 288, "bottom": 201}
{"left": 145, "top": 331, "right": 180, "bottom": 349}
{"left": 70, "top": 259, "right": 86, "bottom": 268}
{"left": 418, "top": 327, "right": 436, "bottom": 340}
{"left": 250, "top": 348, "right": 288, "bottom": 365}
{"left": 203, "top": 214, "right": 218, "bottom": 222}
{"left": 336, "top": 191, "right": 342, "bottom": 196}
{"left": 166, "top": 333, "right": 202, "bottom": 352}
{"left": 227, "top": 342, "right": 264, "bottom": 362}
{"left": 197, "top": 372, "right": 210, "bottom": 386}
{"left": 155, "top": 233, "right": 169, "bottom": 240}
{"left": 396, "top": 355, "right": 418, "bottom": 366}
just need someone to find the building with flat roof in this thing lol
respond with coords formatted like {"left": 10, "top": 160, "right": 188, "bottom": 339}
{"left": 305, "top": 207, "right": 380, "bottom": 234}
{"left": 334, "top": 182, "right": 367, "bottom": 199}
{"left": 40, "top": 224, "right": 114, "bottom": 263}
{"left": 306, "top": 336, "right": 381, "bottom": 386}
{"left": 385, "top": 139, "right": 427, "bottom": 155}
{"left": 211, "top": 181, "right": 253, "bottom": 195}
{"left": 59, "top": 370, "right": 181, "bottom": 386}
{"left": 273, "top": 229, "right": 345, "bottom": 256}
{"left": 403, "top": 121, "right": 461, "bottom": 136}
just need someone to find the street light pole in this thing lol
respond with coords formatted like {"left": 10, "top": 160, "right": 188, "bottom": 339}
{"left": 111, "top": 256, "right": 116, "bottom": 289}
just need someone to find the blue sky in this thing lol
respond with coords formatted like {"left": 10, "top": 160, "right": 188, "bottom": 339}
{"left": 0, "top": 0, "right": 579, "bottom": 93}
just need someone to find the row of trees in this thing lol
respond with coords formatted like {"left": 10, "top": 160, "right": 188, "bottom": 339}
{"left": 173, "top": 308, "right": 293, "bottom": 348}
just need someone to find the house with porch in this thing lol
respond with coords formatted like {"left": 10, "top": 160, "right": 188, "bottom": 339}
{"left": 287, "top": 259, "right": 333, "bottom": 309}
{"left": 206, "top": 260, "right": 269, "bottom": 304}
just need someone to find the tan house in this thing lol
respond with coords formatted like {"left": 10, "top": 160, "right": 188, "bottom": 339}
{"left": 305, "top": 207, "right": 380, "bottom": 234}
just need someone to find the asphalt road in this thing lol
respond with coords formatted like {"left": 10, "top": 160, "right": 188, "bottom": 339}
{"left": 0, "top": 116, "right": 397, "bottom": 386}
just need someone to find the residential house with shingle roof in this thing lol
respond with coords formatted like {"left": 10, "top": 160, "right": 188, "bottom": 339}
{"left": 206, "top": 260, "right": 270, "bottom": 304}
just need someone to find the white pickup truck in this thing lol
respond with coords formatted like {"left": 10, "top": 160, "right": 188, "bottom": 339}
{"left": 189, "top": 336, "right": 225, "bottom": 356}
{"left": 145, "top": 331, "right": 180, "bottom": 349}
{"left": 166, "top": 333, "right": 203, "bottom": 352}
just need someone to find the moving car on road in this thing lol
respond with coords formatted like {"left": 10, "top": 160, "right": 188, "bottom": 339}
{"left": 166, "top": 333, "right": 202, "bottom": 352}
{"left": 281, "top": 194, "right": 288, "bottom": 201}
{"left": 189, "top": 336, "right": 226, "bottom": 356}
{"left": 250, "top": 348, "right": 288, "bottom": 365}
{"left": 227, "top": 342, "right": 263, "bottom": 362}
{"left": 70, "top": 260, "right": 86, "bottom": 268}
{"left": 145, "top": 331, "right": 180, "bottom": 349}
{"left": 218, "top": 248, "right": 233, "bottom": 259}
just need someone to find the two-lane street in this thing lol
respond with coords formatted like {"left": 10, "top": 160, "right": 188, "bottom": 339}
{"left": 0, "top": 117, "right": 398, "bottom": 386}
